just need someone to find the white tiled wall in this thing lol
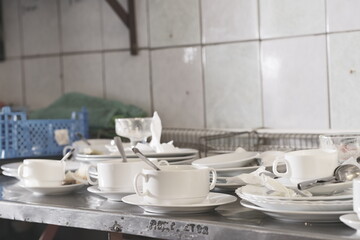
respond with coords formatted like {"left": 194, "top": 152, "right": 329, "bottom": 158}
{"left": 1, "top": 0, "right": 360, "bottom": 130}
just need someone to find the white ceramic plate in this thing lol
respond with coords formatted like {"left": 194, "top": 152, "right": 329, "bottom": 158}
{"left": 192, "top": 152, "right": 259, "bottom": 169}
{"left": 276, "top": 177, "right": 353, "bottom": 196}
{"left": 2, "top": 170, "right": 19, "bottom": 179}
{"left": 240, "top": 195, "right": 353, "bottom": 211}
{"left": 76, "top": 148, "right": 198, "bottom": 160}
{"left": 122, "top": 193, "right": 237, "bottom": 214}
{"left": 213, "top": 177, "right": 245, "bottom": 191}
{"left": 87, "top": 186, "right": 133, "bottom": 201}
{"left": 340, "top": 214, "right": 360, "bottom": 232}
{"left": 19, "top": 183, "right": 85, "bottom": 195}
{"left": 236, "top": 186, "right": 353, "bottom": 201}
{"left": 241, "top": 200, "right": 353, "bottom": 222}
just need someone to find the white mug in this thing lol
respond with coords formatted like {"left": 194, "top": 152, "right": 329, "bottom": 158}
{"left": 18, "top": 159, "right": 66, "bottom": 187}
{"left": 272, "top": 149, "right": 338, "bottom": 184}
{"left": 134, "top": 165, "right": 217, "bottom": 205}
{"left": 86, "top": 158, "right": 168, "bottom": 192}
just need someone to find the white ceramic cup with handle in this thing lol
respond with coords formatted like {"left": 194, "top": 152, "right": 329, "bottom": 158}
{"left": 272, "top": 149, "right": 338, "bottom": 184}
{"left": 18, "top": 159, "right": 66, "bottom": 187}
{"left": 133, "top": 165, "right": 217, "bottom": 205}
{"left": 86, "top": 158, "right": 168, "bottom": 192}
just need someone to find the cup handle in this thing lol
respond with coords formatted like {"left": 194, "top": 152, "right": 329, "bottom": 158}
{"left": 209, "top": 168, "right": 217, "bottom": 190}
{"left": 272, "top": 157, "right": 289, "bottom": 177}
{"left": 17, "top": 164, "right": 24, "bottom": 179}
{"left": 86, "top": 165, "right": 98, "bottom": 185}
{"left": 133, "top": 172, "right": 146, "bottom": 197}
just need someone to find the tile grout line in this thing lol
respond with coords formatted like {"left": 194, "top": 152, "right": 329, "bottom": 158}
{"left": 198, "top": 0, "right": 207, "bottom": 129}
{"left": 99, "top": 0, "right": 107, "bottom": 100}
{"left": 56, "top": 0, "right": 64, "bottom": 94}
{"left": 16, "top": 0, "right": 26, "bottom": 108}
{"left": 324, "top": 0, "right": 332, "bottom": 129}
{"left": 146, "top": 0, "right": 154, "bottom": 114}
{"left": 257, "top": 0, "right": 265, "bottom": 128}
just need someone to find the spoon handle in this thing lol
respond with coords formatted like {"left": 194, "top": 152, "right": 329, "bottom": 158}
{"left": 114, "top": 136, "right": 127, "bottom": 163}
{"left": 297, "top": 176, "right": 335, "bottom": 190}
{"left": 132, "top": 147, "right": 161, "bottom": 171}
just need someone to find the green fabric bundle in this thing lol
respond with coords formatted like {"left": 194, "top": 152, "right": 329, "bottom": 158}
{"left": 29, "top": 92, "right": 148, "bottom": 137}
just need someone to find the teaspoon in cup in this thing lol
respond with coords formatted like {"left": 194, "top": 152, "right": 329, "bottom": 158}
{"left": 132, "top": 147, "right": 160, "bottom": 171}
{"left": 114, "top": 136, "right": 127, "bottom": 163}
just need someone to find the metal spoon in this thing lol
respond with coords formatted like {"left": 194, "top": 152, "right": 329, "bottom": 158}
{"left": 297, "top": 164, "right": 360, "bottom": 190}
{"left": 76, "top": 132, "right": 91, "bottom": 146}
{"left": 114, "top": 136, "right": 127, "bottom": 163}
{"left": 132, "top": 147, "right": 160, "bottom": 171}
{"left": 61, "top": 148, "right": 75, "bottom": 163}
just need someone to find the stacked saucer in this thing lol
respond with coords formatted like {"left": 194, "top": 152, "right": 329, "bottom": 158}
{"left": 236, "top": 186, "right": 353, "bottom": 222}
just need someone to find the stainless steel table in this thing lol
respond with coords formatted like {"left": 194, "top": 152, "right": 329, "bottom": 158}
{"left": 0, "top": 175, "right": 357, "bottom": 240}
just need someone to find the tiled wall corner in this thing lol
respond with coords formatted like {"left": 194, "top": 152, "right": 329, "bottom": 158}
{"left": 260, "top": 0, "right": 326, "bottom": 39}
{"left": 327, "top": 0, "right": 360, "bottom": 32}
{"left": 101, "top": 0, "right": 149, "bottom": 50}
{"left": 2, "top": 0, "right": 21, "bottom": 58}
{"left": 262, "top": 36, "right": 329, "bottom": 129}
{"left": 201, "top": 0, "right": 259, "bottom": 44}
{"left": 104, "top": 51, "right": 151, "bottom": 114}
{"left": 148, "top": 0, "right": 201, "bottom": 47}
{"left": 60, "top": 0, "right": 102, "bottom": 52}
{"left": 20, "top": 0, "right": 60, "bottom": 56}
{"left": 151, "top": 47, "right": 204, "bottom": 128}
{"left": 0, "top": 60, "right": 23, "bottom": 106}
{"left": 328, "top": 31, "right": 360, "bottom": 129}
{"left": 23, "top": 57, "right": 62, "bottom": 110}
{"left": 204, "top": 42, "right": 262, "bottom": 129}
{"left": 63, "top": 53, "right": 104, "bottom": 98}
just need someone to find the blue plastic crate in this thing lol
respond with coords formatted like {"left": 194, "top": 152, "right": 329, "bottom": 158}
{"left": 0, "top": 106, "right": 89, "bottom": 159}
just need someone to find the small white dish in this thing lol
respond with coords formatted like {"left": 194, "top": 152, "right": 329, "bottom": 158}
{"left": 87, "top": 186, "right": 133, "bottom": 201}
{"left": 340, "top": 214, "right": 360, "bottom": 233}
{"left": 241, "top": 200, "right": 353, "bottom": 222}
{"left": 276, "top": 177, "right": 352, "bottom": 196}
{"left": 213, "top": 177, "right": 244, "bottom": 191}
{"left": 236, "top": 186, "right": 353, "bottom": 201}
{"left": 76, "top": 148, "right": 198, "bottom": 160}
{"left": 122, "top": 193, "right": 237, "bottom": 214}
{"left": 20, "top": 183, "right": 85, "bottom": 195}
{"left": 2, "top": 170, "right": 20, "bottom": 179}
{"left": 192, "top": 152, "right": 259, "bottom": 169}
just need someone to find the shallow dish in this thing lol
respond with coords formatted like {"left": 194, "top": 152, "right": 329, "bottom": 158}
{"left": 122, "top": 193, "right": 237, "bottom": 214}
{"left": 241, "top": 200, "right": 352, "bottom": 222}
{"left": 87, "top": 186, "right": 133, "bottom": 201}
{"left": 340, "top": 214, "right": 360, "bottom": 233}
{"left": 192, "top": 152, "right": 259, "bottom": 169}
{"left": 19, "top": 183, "right": 85, "bottom": 196}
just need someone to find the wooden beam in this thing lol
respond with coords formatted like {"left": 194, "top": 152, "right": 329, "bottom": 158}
{"left": 105, "top": 0, "right": 138, "bottom": 55}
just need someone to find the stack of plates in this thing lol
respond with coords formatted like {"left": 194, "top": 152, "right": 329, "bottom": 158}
{"left": 191, "top": 151, "right": 260, "bottom": 191}
{"left": 236, "top": 186, "right": 353, "bottom": 222}
{"left": 73, "top": 139, "right": 199, "bottom": 164}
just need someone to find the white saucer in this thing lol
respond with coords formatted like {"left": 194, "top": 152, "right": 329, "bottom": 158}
{"left": 340, "top": 214, "right": 360, "bottom": 232}
{"left": 241, "top": 200, "right": 353, "bottom": 222}
{"left": 276, "top": 177, "right": 352, "bottom": 196}
{"left": 122, "top": 193, "right": 237, "bottom": 214}
{"left": 214, "top": 177, "right": 244, "bottom": 191}
{"left": 20, "top": 183, "right": 85, "bottom": 195}
{"left": 87, "top": 186, "right": 133, "bottom": 201}
{"left": 2, "top": 170, "right": 20, "bottom": 179}
{"left": 192, "top": 152, "right": 259, "bottom": 169}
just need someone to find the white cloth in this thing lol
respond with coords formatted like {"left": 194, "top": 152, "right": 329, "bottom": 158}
{"left": 230, "top": 166, "right": 311, "bottom": 197}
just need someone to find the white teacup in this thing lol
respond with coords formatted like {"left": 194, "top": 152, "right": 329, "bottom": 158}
{"left": 272, "top": 149, "right": 338, "bottom": 184}
{"left": 86, "top": 158, "right": 166, "bottom": 192}
{"left": 353, "top": 177, "right": 360, "bottom": 219}
{"left": 18, "top": 159, "right": 66, "bottom": 187}
{"left": 134, "top": 165, "right": 217, "bottom": 205}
